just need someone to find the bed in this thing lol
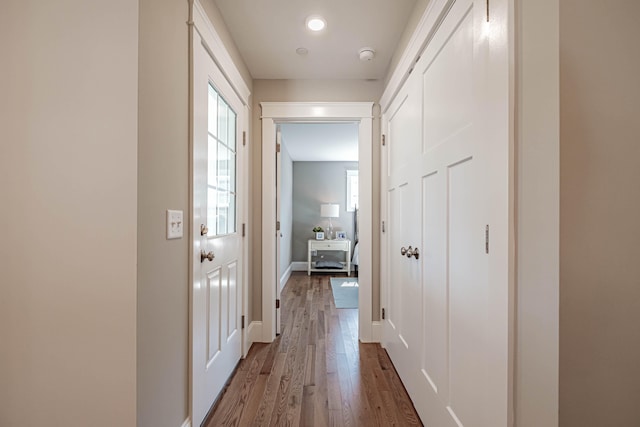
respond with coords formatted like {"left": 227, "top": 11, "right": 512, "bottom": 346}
{"left": 351, "top": 207, "right": 359, "bottom": 270}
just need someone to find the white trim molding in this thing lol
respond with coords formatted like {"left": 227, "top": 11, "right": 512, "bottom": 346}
{"left": 261, "top": 102, "right": 373, "bottom": 120}
{"left": 291, "top": 261, "right": 308, "bottom": 272}
{"left": 180, "top": 418, "right": 191, "bottom": 427}
{"left": 514, "top": 0, "right": 560, "bottom": 425}
{"left": 247, "top": 321, "right": 264, "bottom": 344}
{"left": 261, "top": 102, "right": 374, "bottom": 344}
{"left": 379, "top": 0, "right": 456, "bottom": 112}
{"left": 190, "top": 0, "right": 250, "bottom": 105}
{"left": 280, "top": 263, "right": 293, "bottom": 290}
{"left": 371, "top": 321, "right": 382, "bottom": 343}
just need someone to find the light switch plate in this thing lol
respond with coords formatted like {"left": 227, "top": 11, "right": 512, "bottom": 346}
{"left": 167, "top": 210, "right": 183, "bottom": 239}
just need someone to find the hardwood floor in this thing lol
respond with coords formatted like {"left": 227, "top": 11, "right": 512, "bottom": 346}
{"left": 205, "top": 272, "right": 422, "bottom": 427}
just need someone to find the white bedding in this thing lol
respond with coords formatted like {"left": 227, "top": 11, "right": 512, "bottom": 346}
{"left": 352, "top": 242, "right": 359, "bottom": 266}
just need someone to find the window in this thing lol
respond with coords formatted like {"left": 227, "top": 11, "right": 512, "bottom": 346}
{"left": 207, "top": 83, "right": 237, "bottom": 236}
{"left": 346, "top": 170, "right": 358, "bottom": 212}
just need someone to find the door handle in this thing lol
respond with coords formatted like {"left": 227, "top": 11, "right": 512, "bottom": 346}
{"left": 200, "top": 250, "right": 215, "bottom": 263}
{"left": 401, "top": 246, "right": 420, "bottom": 260}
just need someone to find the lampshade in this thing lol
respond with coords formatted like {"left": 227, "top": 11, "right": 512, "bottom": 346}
{"left": 320, "top": 204, "right": 339, "bottom": 218}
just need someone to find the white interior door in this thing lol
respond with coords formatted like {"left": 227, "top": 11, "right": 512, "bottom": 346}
{"left": 382, "top": 0, "right": 511, "bottom": 425}
{"left": 192, "top": 32, "right": 244, "bottom": 426}
{"left": 275, "top": 127, "right": 282, "bottom": 334}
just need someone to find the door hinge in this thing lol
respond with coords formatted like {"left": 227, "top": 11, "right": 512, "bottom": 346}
{"left": 276, "top": 143, "right": 281, "bottom": 153}
{"left": 382, "top": 134, "right": 386, "bottom": 146}
{"left": 243, "top": 131, "right": 247, "bottom": 146}
{"left": 241, "top": 315, "right": 245, "bottom": 329}
{"left": 382, "top": 220, "right": 386, "bottom": 233}
{"left": 276, "top": 221, "right": 280, "bottom": 231}
{"left": 382, "top": 308, "right": 386, "bottom": 320}
{"left": 276, "top": 299, "right": 280, "bottom": 309}
{"left": 242, "top": 223, "right": 246, "bottom": 237}
{"left": 486, "top": 0, "right": 490, "bottom": 22}
{"left": 485, "top": 224, "right": 490, "bottom": 254}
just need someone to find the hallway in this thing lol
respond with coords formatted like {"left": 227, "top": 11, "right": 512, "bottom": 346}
{"left": 205, "top": 272, "right": 422, "bottom": 426}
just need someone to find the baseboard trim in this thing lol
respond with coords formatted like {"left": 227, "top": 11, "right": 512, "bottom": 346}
{"left": 291, "top": 261, "right": 307, "bottom": 271}
{"left": 290, "top": 261, "right": 356, "bottom": 273}
{"left": 180, "top": 417, "right": 191, "bottom": 427}
{"left": 280, "top": 263, "right": 293, "bottom": 290}
{"left": 371, "top": 321, "right": 382, "bottom": 343}
{"left": 248, "top": 321, "right": 264, "bottom": 343}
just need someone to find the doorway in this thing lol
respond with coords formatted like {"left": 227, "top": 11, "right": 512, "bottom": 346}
{"left": 276, "top": 122, "right": 360, "bottom": 332}
{"left": 261, "top": 102, "right": 375, "bottom": 343}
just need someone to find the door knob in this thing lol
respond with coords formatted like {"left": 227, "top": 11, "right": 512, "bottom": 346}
{"left": 407, "top": 247, "right": 420, "bottom": 260}
{"left": 200, "top": 224, "right": 208, "bottom": 236}
{"left": 405, "top": 246, "right": 414, "bottom": 258}
{"left": 200, "top": 250, "right": 215, "bottom": 262}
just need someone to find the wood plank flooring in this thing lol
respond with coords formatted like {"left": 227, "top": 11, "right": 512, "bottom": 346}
{"left": 204, "top": 272, "right": 422, "bottom": 427}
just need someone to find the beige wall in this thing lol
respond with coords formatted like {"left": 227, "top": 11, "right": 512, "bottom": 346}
{"left": 136, "top": 1, "right": 189, "bottom": 426}
{"left": 384, "top": 0, "right": 431, "bottom": 86}
{"left": 0, "top": 1, "right": 138, "bottom": 426}
{"left": 251, "top": 79, "right": 384, "bottom": 321}
{"left": 199, "top": 0, "right": 253, "bottom": 88}
{"left": 137, "top": 1, "right": 252, "bottom": 426}
{"left": 560, "top": 1, "right": 640, "bottom": 425}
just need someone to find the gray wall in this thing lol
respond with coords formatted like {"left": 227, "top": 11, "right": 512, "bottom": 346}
{"left": 560, "top": 1, "right": 640, "bottom": 425}
{"left": 292, "top": 162, "right": 359, "bottom": 262}
{"left": 279, "top": 144, "right": 293, "bottom": 288}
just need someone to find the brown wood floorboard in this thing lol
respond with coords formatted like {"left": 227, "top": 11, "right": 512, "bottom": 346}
{"left": 204, "top": 272, "right": 422, "bottom": 427}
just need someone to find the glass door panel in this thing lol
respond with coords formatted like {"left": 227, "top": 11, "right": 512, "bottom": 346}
{"left": 207, "top": 83, "right": 237, "bottom": 237}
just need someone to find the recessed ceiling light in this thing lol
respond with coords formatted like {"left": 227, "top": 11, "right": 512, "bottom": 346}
{"left": 306, "top": 16, "right": 326, "bottom": 32}
{"left": 296, "top": 47, "right": 309, "bottom": 55}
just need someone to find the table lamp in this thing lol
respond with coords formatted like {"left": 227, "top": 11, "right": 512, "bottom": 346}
{"left": 320, "top": 203, "right": 339, "bottom": 240}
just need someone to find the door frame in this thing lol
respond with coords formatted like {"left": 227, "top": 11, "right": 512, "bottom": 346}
{"left": 261, "top": 102, "right": 375, "bottom": 343}
{"left": 188, "top": 0, "right": 251, "bottom": 424}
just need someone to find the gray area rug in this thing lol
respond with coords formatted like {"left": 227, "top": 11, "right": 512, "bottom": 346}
{"left": 330, "top": 277, "right": 359, "bottom": 309}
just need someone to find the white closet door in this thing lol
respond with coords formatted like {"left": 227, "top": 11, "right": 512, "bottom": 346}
{"left": 382, "top": 0, "right": 512, "bottom": 425}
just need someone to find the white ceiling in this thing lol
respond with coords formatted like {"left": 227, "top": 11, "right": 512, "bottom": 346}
{"left": 213, "top": 0, "right": 418, "bottom": 80}
{"left": 280, "top": 123, "right": 359, "bottom": 161}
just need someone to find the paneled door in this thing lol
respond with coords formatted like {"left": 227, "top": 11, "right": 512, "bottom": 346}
{"left": 382, "top": 0, "right": 512, "bottom": 425}
{"left": 191, "top": 29, "right": 244, "bottom": 426}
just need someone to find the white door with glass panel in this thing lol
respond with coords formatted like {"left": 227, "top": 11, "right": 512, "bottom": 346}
{"left": 382, "top": 0, "right": 512, "bottom": 425}
{"left": 191, "top": 30, "right": 244, "bottom": 426}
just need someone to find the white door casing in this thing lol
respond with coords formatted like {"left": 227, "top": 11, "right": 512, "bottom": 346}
{"left": 381, "top": 0, "right": 513, "bottom": 425}
{"left": 261, "top": 102, "right": 374, "bottom": 343}
{"left": 189, "top": 2, "right": 250, "bottom": 425}
{"left": 275, "top": 126, "right": 282, "bottom": 335}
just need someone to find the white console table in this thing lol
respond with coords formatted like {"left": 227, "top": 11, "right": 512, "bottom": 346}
{"left": 307, "top": 239, "right": 351, "bottom": 276}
